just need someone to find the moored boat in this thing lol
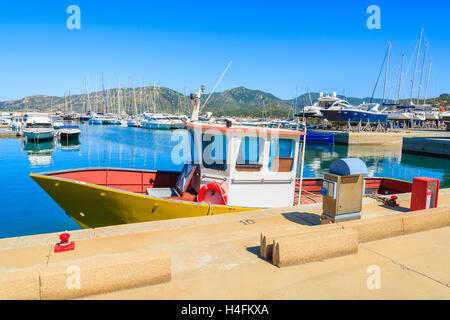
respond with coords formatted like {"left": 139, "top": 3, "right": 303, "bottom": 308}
{"left": 57, "top": 124, "right": 81, "bottom": 141}
{"left": 322, "top": 101, "right": 388, "bottom": 125}
{"left": 22, "top": 115, "right": 54, "bottom": 142}
{"left": 30, "top": 86, "right": 413, "bottom": 230}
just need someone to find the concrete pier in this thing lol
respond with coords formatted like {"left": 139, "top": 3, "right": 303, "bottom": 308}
{"left": 0, "top": 189, "right": 449, "bottom": 300}
{"left": 402, "top": 136, "right": 450, "bottom": 158}
{"left": 314, "top": 129, "right": 450, "bottom": 146}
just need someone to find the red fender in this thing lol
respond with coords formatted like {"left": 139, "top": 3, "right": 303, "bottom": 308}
{"left": 198, "top": 182, "right": 228, "bottom": 205}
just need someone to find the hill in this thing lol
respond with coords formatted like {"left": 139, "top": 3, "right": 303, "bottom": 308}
{"left": 1, "top": 86, "right": 447, "bottom": 117}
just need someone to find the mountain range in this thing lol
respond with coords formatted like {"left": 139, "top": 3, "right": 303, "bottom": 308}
{"left": 1, "top": 86, "right": 447, "bottom": 118}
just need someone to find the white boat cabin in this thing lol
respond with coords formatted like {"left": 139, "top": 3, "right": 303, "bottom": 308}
{"left": 186, "top": 123, "right": 304, "bottom": 208}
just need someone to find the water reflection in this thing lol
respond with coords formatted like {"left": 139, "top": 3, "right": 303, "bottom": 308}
{"left": 58, "top": 138, "right": 81, "bottom": 151}
{"left": 22, "top": 140, "right": 56, "bottom": 166}
{"left": 304, "top": 143, "right": 449, "bottom": 188}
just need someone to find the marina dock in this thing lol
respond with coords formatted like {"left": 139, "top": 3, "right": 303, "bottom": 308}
{"left": 1, "top": 189, "right": 449, "bottom": 300}
{"left": 403, "top": 136, "right": 450, "bottom": 158}
{"left": 314, "top": 129, "right": 450, "bottom": 146}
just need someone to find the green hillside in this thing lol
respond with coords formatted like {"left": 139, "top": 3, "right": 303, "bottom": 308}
{"left": 1, "top": 86, "right": 448, "bottom": 117}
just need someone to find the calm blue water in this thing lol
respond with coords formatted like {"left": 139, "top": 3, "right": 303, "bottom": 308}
{"left": 0, "top": 125, "right": 449, "bottom": 239}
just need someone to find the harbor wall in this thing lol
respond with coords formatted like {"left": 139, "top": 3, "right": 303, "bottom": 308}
{"left": 402, "top": 137, "right": 450, "bottom": 158}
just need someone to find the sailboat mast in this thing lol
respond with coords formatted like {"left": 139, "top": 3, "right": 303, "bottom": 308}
{"left": 417, "top": 40, "right": 428, "bottom": 104}
{"left": 95, "top": 73, "right": 98, "bottom": 113}
{"left": 397, "top": 53, "right": 405, "bottom": 104}
{"left": 382, "top": 41, "right": 391, "bottom": 104}
{"left": 118, "top": 77, "right": 121, "bottom": 115}
{"left": 101, "top": 73, "right": 106, "bottom": 114}
{"left": 423, "top": 60, "right": 432, "bottom": 105}
{"left": 410, "top": 26, "right": 424, "bottom": 104}
{"left": 85, "top": 74, "right": 90, "bottom": 113}
{"left": 132, "top": 80, "right": 137, "bottom": 115}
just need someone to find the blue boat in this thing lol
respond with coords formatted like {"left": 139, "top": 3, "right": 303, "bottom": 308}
{"left": 322, "top": 101, "right": 388, "bottom": 124}
{"left": 301, "top": 131, "right": 335, "bottom": 145}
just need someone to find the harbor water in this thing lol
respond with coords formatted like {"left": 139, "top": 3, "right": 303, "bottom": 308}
{"left": 1, "top": 125, "right": 449, "bottom": 239}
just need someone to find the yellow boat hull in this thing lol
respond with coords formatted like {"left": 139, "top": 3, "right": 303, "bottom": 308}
{"left": 30, "top": 174, "right": 258, "bottom": 229}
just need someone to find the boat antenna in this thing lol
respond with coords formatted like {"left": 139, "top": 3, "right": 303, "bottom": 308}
{"left": 200, "top": 60, "right": 233, "bottom": 113}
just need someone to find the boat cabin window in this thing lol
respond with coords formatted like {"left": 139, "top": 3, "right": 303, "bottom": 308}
{"left": 236, "top": 136, "right": 264, "bottom": 172}
{"left": 202, "top": 134, "right": 228, "bottom": 171}
{"left": 269, "top": 139, "right": 295, "bottom": 172}
{"left": 26, "top": 123, "right": 52, "bottom": 129}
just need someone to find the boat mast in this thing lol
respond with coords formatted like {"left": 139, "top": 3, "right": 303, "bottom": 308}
{"left": 85, "top": 74, "right": 90, "bottom": 113}
{"left": 95, "top": 73, "right": 98, "bottom": 113}
{"left": 101, "top": 73, "right": 106, "bottom": 114}
{"left": 191, "top": 85, "right": 205, "bottom": 122}
{"left": 417, "top": 40, "right": 429, "bottom": 105}
{"left": 423, "top": 60, "right": 432, "bottom": 105}
{"left": 382, "top": 41, "right": 391, "bottom": 104}
{"left": 107, "top": 79, "right": 111, "bottom": 114}
{"left": 117, "top": 77, "right": 121, "bottom": 116}
{"left": 132, "top": 80, "right": 137, "bottom": 115}
{"left": 68, "top": 90, "right": 71, "bottom": 113}
{"left": 396, "top": 53, "right": 405, "bottom": 104}
{"left": 410, "top": 26, "right": 424, "bottom": 105}
{"left": 307, "top": 87, "right": 312, "bottom": 106}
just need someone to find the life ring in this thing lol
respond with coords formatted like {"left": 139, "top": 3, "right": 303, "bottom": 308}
{"left": 198, "top": 182, "right": 228, "bottom": 205}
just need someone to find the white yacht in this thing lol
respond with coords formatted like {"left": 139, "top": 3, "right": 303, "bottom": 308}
{"left": 300, "top": 92, "right": 342, "bottom": 118}
{"left": 22, "top": 114, "right": 54, "bottom": 142}
{"left": 57, "top": 122, "right": 81, "bottom": 141}
{"left": 10, "top": 114, "right": 24, "bottom": 130}
{"left": 145, "top": 114, "right": 176, "bottom": 130}
{"left": 52, "top": 116, "right": 65, "bottom": 129}
{"left": 441, "top": 109, "right": 450, "bottom": 130}
{"left": 0, "top": 113, "right": 12, "bottom": 127}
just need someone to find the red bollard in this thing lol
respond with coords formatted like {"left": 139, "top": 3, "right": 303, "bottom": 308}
{"left": 54, "top": 232, "right": 75, "bottom": 253}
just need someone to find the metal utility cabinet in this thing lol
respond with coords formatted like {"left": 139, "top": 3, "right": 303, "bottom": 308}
{"left": 321, "top": 158, "right": 368, "bottom": 224}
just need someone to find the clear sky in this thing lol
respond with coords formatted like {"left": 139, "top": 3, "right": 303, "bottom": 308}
{"left": 0, "top": 0, "right": 448, "bottom": 101}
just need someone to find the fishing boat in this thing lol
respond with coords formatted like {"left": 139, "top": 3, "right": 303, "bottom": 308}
{"left": 31, "top": 87, "right": 305, "bottom": 228}
{"left": 22, "top": 115, "right": 54, "bottom": 142}
{"left": 31, "top": 86, "right": 413, "bottom": 229}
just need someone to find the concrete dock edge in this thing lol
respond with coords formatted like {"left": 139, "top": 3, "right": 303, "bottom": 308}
{"left": 272, "top": 229, "right": 359, "bottom": 267}
{"left": 0, "top": 268, "right": 41, "bottom": 300}
{"left": 403, "top": 208, "right": 450, "bottom": 234}
{"left": 40, "top": 250, "right": 171, "bottom": 300}
{"left": 339, "top": 214, "right": 405, "bottom": 242}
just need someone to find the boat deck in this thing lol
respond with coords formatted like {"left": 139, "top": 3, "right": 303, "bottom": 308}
{"left": 1, "top": 189, "right": 449, "bottom": 300}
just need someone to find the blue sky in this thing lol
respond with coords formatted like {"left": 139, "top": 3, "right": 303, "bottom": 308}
{"left": 0, "top": 0, "right": 448, "bottom": 101}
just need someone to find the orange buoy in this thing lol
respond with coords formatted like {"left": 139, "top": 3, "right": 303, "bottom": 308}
{"left": 198, "top": 182, "right": 228, "bottom": 205}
